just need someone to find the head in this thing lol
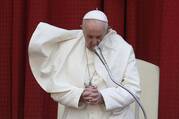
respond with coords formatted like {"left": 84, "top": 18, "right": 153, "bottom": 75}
{"left": 82, "top": 19, "right": 108, "bottom": 50}
{"left": 82, "top": 10, "right": 109, "bottom": 51}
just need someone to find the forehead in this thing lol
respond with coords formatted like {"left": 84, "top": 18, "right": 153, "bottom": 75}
{"left": 84, "top": 20, "right": 105, "bottom": 34}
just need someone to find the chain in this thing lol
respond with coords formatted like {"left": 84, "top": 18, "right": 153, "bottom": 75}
{"left": 84, "top": 47, "right": 96, "bottom": 86}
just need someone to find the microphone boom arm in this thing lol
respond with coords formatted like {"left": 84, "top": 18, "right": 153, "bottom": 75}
{"left": 94, "top": 46, "right": 147, "bottom": 119}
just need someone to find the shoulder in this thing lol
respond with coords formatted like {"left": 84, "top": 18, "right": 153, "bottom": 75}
{"left": 101, "top": 29, "right": 132, "bottom": 52}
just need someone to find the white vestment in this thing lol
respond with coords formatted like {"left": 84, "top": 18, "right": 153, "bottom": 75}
{"left": 28, "top": 22, "right": 141, "bottom": 119}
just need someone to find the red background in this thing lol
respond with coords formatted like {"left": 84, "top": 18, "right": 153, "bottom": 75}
{"left": 0, "top": 0, "right": 179, "bottom": 119}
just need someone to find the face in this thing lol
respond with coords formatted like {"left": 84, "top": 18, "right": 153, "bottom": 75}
{"left": 82, "top": 20, "right": 106, "bottom": 51}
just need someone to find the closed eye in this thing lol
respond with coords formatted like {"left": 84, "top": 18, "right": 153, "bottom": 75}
{"left": 87, "top": 35, "right": 93, "bottom": 39}
{"left": 96, "top": 36, "right": 102, "bottom": 39}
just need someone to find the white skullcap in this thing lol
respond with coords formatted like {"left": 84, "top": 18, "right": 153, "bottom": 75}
{"left": 83, "top": 10, "right": 108, "bottom": 23}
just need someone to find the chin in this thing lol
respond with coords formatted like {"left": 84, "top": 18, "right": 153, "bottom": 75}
{"left": 86, "top": 46, "right": 95, "bottom": 51}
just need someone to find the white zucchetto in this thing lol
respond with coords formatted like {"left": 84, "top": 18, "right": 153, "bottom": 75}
{"left": 83, "top": 10, "right": 108, "bottom": 23}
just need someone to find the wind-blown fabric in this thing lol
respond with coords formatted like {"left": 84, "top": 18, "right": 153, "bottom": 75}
{"left": 28, "top": 22, "right": 141, "bottom": 119}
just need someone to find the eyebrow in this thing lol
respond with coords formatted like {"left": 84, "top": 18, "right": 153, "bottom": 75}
{"left": 87, "top": 35, "right": 102, "bottom": 37}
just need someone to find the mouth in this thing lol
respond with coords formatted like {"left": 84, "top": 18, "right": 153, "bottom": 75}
{"left": 85, "top": 44, "right": 96, "bottom": 52}
{"left": 86, "top": 46, "right": 95, "bottom": 51}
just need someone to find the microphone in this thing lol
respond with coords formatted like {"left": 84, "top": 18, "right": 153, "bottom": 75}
{"left": 94, "top": 46, "right": 147, "bottom": 119}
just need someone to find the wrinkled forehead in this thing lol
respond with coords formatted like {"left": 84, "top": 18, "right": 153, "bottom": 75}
{"left": 82, "top": 20, "right": 106, "bottom": 33}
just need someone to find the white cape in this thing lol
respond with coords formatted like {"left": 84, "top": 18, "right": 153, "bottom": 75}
{"left": 28, "top": 22, "right": 141, "bottom": 119}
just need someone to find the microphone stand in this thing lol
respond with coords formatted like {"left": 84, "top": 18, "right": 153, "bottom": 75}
{"left": 94, "top": 46, "right": 147, "bottom": 119}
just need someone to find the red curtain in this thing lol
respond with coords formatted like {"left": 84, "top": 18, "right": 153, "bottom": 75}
{"left": 0, "top": 0, "right": 179, "bottom": 119}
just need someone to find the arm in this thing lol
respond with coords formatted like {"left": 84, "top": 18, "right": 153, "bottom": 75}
{"left": 100, "top": 47, "right": 141, "bottom": 111}
{"left": 50, "top": 86, "right": 84, "bottom": 108}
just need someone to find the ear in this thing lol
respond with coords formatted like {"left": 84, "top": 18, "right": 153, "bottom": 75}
{"left": 80, "top": 25, "right": 82, "bottom": 28}
{"left": 80, "top": 25, "right": 85, "bottom": 30}
{"left": 105, "top": 25, "right": 111, "bottom": 34}
{"left": 108, "top": 25, "right": 111, "bottom": 30}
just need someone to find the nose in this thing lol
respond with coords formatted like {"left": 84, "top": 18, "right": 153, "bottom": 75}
{"left": 86, "top": 39, "right": 99, "bottom": 50}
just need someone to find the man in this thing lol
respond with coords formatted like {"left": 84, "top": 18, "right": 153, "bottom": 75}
{"left": 28, "top": 10, "right": 141, "bottom": 119}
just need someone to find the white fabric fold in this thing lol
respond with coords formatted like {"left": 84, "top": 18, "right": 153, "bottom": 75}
{"left": 28, "top": 22, "right": 141, "bottom": 119}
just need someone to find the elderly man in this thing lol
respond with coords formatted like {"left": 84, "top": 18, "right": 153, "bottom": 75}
{"left": 28, "top": 10, "right": 141, "bottom": 119}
